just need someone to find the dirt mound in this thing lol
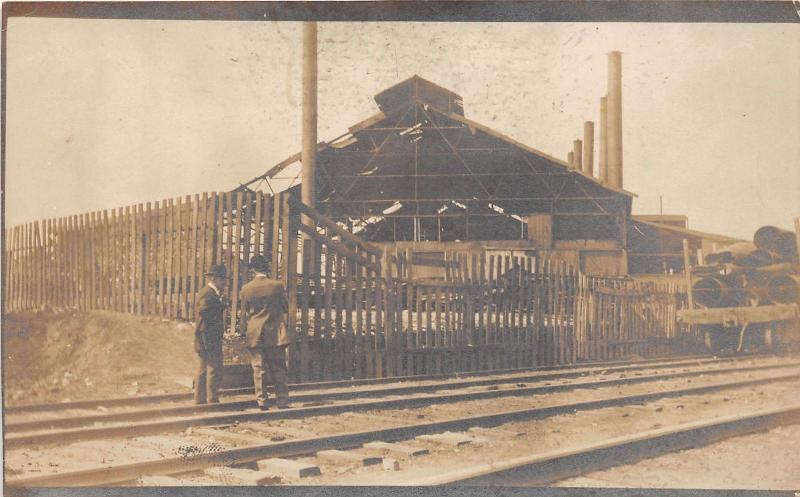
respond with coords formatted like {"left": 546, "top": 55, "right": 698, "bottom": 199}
{"left": 2, "top": 310, "right": 205, "bottom": 404}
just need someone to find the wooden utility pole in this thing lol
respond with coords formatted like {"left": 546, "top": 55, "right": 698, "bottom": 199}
{"left": 302, "top": 22, "right": 318, "bottom": 229}
{"left": 682, "top": 238, "right": 694, "bottom": 309}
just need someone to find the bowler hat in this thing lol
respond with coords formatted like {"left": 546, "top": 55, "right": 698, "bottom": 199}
{"left": 250, "top": 254, "right": 269, "bottom": 273}
{"left": 205, "top": 264, "right": 227, "bottom": 278}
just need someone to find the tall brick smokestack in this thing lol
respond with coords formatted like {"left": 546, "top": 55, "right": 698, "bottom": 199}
{"left": 607, "top": 51, "right": 623, "bottom": 189}
{"left": 599, "top": 96, "right": 608, "bottom": 183}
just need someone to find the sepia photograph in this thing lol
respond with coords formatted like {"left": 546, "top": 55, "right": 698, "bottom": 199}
{"left": 2, "top": 2, "right": 800, "bottom": 493}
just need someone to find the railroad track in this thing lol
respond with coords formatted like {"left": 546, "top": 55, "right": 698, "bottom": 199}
{"left": 5, "top": 353, "right": 717, "bottom": 415}
{"left": 4, "top": 354, "right": 774, "bottom": 434}
{"left": 5, "top": 354, "right": 800, "bottom": 487}
{"left": 409, "top": 403, "right": 800, "bottom": 486}
{"left": 6, "top": 355, "right": 796, "bottom": 447}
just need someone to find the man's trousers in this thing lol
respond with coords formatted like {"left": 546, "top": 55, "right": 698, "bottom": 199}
{"left": 194, "top": 348, "right": 223, "bottom": 404}
{"left": 248, "top": 345, "right": 289, "bottom": 407}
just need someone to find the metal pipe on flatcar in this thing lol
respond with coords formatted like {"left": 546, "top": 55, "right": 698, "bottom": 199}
{"left": 692, "top": 275, "right": 744, "bottom": 308}
{"left": 767, "top": 274, "right": 800, "bottom": 304}
{"left": 754, "top": 226, "right": 798, "bottom": 262}
{"left": 705, "top": 242, "right": 775, "bottom": 267}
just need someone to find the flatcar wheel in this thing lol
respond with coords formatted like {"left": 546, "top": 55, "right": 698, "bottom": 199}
{"left": 703, "top": 329, "right": 714, "bottom": 351}
{"left": 703, "top": 327, "right": 724, "bottom": 355}
{"left": 762, "top": 328, "right": 775, "bottom": 352}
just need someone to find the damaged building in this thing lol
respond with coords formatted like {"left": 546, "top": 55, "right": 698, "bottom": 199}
{"left": 249, "top": 74, "right": 636, "bottom": 276}
{"left": 245, "top": 61, "right": 737, "bottom": 278}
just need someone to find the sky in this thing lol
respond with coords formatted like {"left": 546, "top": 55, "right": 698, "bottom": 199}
{"left": 4, "top": 19, "right": 799, "bottom": 239}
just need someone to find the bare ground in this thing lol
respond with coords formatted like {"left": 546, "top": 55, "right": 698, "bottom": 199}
{"left": 558, "top": 424, "right": 800, "bottom": 490}
{"left": 5, "top": 363, "right": 799, "bottom": 486}
{"left": 2, "top": 310, "right": 247, "bottom": 405}
{"left": 297, "top": 378, "right": 800, "bottom": 486}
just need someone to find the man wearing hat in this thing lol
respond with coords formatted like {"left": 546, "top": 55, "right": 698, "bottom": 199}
{"left": 193, "top": 264, "right": 228, "bottom": 405}
{"left": 240, "top": 254, "right": 293, "bottom": 410}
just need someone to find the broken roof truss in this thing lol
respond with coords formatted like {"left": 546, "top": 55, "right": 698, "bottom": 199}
{"left": 243, "top": 76, "right": 634, "bottom": 243}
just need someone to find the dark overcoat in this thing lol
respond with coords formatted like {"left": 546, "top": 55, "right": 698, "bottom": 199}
{"left": 240, "top": 275, "right": 293, "bottom": 348}
{"left": 194, "top": 285, "right": 226, "bottom": 354}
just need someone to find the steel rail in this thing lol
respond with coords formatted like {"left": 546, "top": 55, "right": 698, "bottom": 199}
{"left": 409, "top": 403, "right": 800, "bottom": 486}
{"left": 5, "top": 354, "right": 718, "bottom": 414}
{"left": 6, "top": 358, "right": 798, "bottom": 434}
{"left": 7, "top": 373, "right": 798, "bottom": 487}
{"left": 5, "top": 364, "right": 799, "bottom": 450}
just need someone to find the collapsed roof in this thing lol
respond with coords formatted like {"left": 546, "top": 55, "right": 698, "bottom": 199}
{"left": 249, "top": 75, "right": 635, "bottom": 242}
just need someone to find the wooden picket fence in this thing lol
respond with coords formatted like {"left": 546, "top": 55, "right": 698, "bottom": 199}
{"left": 2, "top": 190, "right": 295, "bottom": 334}
{"left": 287, "top": 200, "right": 384, "bottom": 382}
{"left": 286, "top": 199, "right": 690, "bottom": 382}
{"left": 4, "top": 194, "right": 689, "bottom": 383}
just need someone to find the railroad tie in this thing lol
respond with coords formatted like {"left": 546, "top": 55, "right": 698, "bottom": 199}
{"left": 192, "top": 427, "right": 271, "bottom": 445}
{"left": 256, "top": 458, "right": 321, "bottom": 479}
{"left": 203, "top": 466, "right": 280, "bottom": 485}
{"left": 241, "top": 423, "right": 312, "bottom": 441}
{"left": 316, "top": 449, "right": 382, "bottom": 466}
{"left": 468, "top": 426, "right": 527, "bottom": 438}
{"left": 138, "top": 475, "right": 194, "bottom": 486}
{"left": 382, "top": 458, "right": 401, "bottom": 471}
{"left": 363, "top": 441, "right": 429, "bottom": 457}
{"left": 415, "top": 431, "right": 484, "bottom": 447}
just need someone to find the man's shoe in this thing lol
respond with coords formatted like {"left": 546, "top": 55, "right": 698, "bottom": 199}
{"left": 257, "top": 404, "right": 269, "bottom": 411}
{"left": 276, "top": 404, "right": 290, "bottom": 410}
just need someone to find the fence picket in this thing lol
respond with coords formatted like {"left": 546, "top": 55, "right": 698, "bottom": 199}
{"left": 229, "top": 191, "right": 244, "bottom": 332}
{"left": 334, "top": 253, "right": 345, "bottom": 380}
{"left": 323, "top": 245, "right": 334, "bottom": 380}
{"left": 299, "top": 238, "right": 311, "bottom": 382}
{"left": 343, "top": 250, "right": 355, "bottom": 379}
{"left": 271, "top": 194, "right": 281, "bottom": 279}
{"left": 144, "top": 203, "right": 153, "bottom": 315}
{"left": 383, "top": 248, "right": 395, "bottom": 377}
{"left": 110, "top": 209, "right": 118, "bottom": 312}
{"left": 282, "top": 194, "right": 298, "bottom": 382}
{"left": 354, "top": 249, "right": 365, "bottom": 378}
{"left": 312, "top": 241, "right": 323, "bottom": 381}
{"left": 175, "top": 197, "right": 185, "bottom": 318}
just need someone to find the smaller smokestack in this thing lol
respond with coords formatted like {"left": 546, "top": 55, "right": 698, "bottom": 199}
{"left": 599, "top": 96, "right": 608, "bottom": 183}
{"left": 573, "top": 139, "right": 583, "bottom": 172}
{"left": 583, "top": 121, "right": 594, "bottom": 177}
{"left": 568, "top": 151, "right": 574, "bottom": 167}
